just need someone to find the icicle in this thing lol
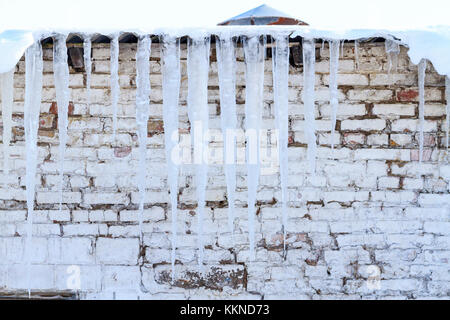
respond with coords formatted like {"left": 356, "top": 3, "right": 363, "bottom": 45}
{"left": 418, "top": 59, "right": 426, "bottom": 163}
{"left": 110, "top": 34, "right": 120, "bottom": 140}
{"left": 446, "top": 77, "right": 450, "bottom": 152}
{"left": 320, "top": 40, "right": 325, "bottom": 58}
{"left": 24, "top": 41, "right": 43, "bottom": 298}
{"left": 135, "top": 35, "right": 151, "bottom": 247}
{"left": 83, "top": 36, "right": 92, "bottom": 107}
{"left": 187, "top": 36, "right": 210, "bottom": 269}
{"left": 243, "top": 36, "right": 265, "bottom": 260}
{"left": 303, "top": 38, "right": 317, "bottom": 174}
{"left": 385, "top": 39, "right": 400, "bottom": 74}
{"left": 354, "top": 40, "right": 360, "bottom": 71}
{"left": 1, "top": 68, "right": 14, "bottom": 175}
{"left": 162, "top": 36, "right": 181, "bottom": 281}
{"left": 272, "top": 34, "right": 289, "bottom": 255}
{"left": 53, "top": 34, "right": 70, "bottom": 211}
{"left": 329, "top": 40, "right": 340, "bottom": 150}
{"left": 340, "top": 40, "right": 345, "bottom": 59}
{"left": 216, "top": 34, "right": 237, "bottom": 240}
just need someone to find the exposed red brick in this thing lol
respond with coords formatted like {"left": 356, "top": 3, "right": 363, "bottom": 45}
{"left": 410, "top": 149, "right": 432, "bottom": 161}
{"left": 114, "top": 146, "right": 132, "bottom": 158}
{"left": 39, "top": 115, "right": 55, "bottom": 129}
{"left": 49, "top": 101, "right": 75, "bottom": 115}
{"left": 397, "top": 90, "right": 418, "bottom": 102}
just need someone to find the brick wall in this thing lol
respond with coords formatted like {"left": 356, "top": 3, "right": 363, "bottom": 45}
{"left": 0, "top": 40, "right": 449, "bottom": 299}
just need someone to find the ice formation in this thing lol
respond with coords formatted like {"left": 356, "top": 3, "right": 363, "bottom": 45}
{"left": 135, "top": 35, "right": 151, "bottom": 245}
{"left": 386, "top": 39, "right": 400, "bottom": 73}
{"left": 53, "top": 34, "right": 70, "bottom": 210}
{"left": 243, "top": 35, "right": 265, "bottom": 260}
{"left": 83, "top": 36, "right": 92, "bottom": 107}
{"left": 354, "top": 40, "right": 360, "bottom": 70}
{"left": 418, "top": 59, "right": 427, "bottom": 162}
{"left": 162, "top": 36, "right": 181, "bottom": 280}
{"left": 1, "top": 69, "right": 14, "bottom": 174}
{"left": 216, "top": 33, "right": 237, "bottom": 238}
{"left": 187, "top": 36, "right": 210, "bottom": 269}
{"left": 110, "top": 34, "right": 120, "bottom": 140}
{"left": 302, "top": 38, "right": 317, "bottom": 174}
{"left": 329, "top": 40, "right": 340, "bottom": 150}
{"left": 446, "top": 77, "right": 450, "bottom": 151}
{"left": 272, "top": 34, "right": 290, "bottom": 254}
{"left": 24, "top": 41, "right": 43, "bottom": 296}
{"left": 0, "top": 27, "right": 449, "bottom": 290}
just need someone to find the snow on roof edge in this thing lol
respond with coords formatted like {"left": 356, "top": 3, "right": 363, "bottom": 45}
{"left": 1, "top": 26, "right": 450, "bottom": 79}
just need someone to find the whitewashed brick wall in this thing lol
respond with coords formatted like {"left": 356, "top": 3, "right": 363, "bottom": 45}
{"left": 0, "top": 40, "right": 449, "bottom": 300}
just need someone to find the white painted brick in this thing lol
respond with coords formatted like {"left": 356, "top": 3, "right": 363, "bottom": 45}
{"left": 341, "top": 119, "right": 386, "bottom": 131}
{"left": 96, "top": 238, "right": 139, "bottom": 265}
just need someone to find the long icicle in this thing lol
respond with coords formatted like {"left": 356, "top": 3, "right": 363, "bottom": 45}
{"left": 243, "top": 36, "right": 264, "bottom": 260}
{"left": 216, "top": 33, "right": 237, "bottom": 240}
{"left": 1, "top": 68, "right": 14, "bottom": 175}
{"left": 135, "top": 35, "right": 151, "bottom": 249}
{"left": 272, "top": 34, "right": 289, "bottom": 256}
{"left": 24, "top": 41, "right": 43, "bottom": 298}
{"left": 445, "top": 77, "right": 450, "bottom": 152}
{"left": 110, "top": 34, "right": 120, "bottom": 140}
{"left": 303, "top": 38, "right": 317, "bottom": 174}
{"left": 386, "top": 39, "right": 400, "bottom": 74}
{"left": 354, "top": 40, "right": 360, "bottom": 71}
{"left": 162, "top": 36, "right": 181, "bottom": 281}
{"left": 53, "top": 34, "right": 70, "bottom": 211}
{"left": 329, "top": 40, "right": 340, "bottom": 150}
{"left": 187, "top": 36, "right": 210, "bottom": 270}
{"left": 418, "top": 59, "right": 426, "bottom": 163}
{"left": 83, "top": 35, "right": 92, "bottom": 108}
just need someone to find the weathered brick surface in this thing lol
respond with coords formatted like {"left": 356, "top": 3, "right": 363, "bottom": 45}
{"left": 0, "top": 41, "right": 449, "bottom": 300}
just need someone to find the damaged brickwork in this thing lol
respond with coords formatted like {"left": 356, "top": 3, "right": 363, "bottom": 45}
{"left": 0, "top": 40, "right": 449, "bottom": 300}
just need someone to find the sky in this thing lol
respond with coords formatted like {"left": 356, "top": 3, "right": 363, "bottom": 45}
{"left": 0, "top": 0, "right": 450, "bottom": 31}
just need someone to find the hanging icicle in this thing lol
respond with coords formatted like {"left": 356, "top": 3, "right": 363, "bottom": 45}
{"left": 272, "top": 34, "right": 290, "bottom": 255}
{"left": 135, "top": 35, "right": 151, "bottom": 247}
{"left": 1, "top": 69, "right": 14, "bottom": 175}
{"left": 24, "top": 41, "right": 43, "bottom": 297}
{"left": 53, "top": 34, "right": 70, "bottom": 211}
{"left": 110, "top": 34, "right": 120, "bottom": 140}
{"left": 162, "top": 36, "right": 181, "bottom": 281}
{"left": 243, "top": 35, "right": 265, "bottom": 260}
{"left": 83, "top": 35, "right": 92, "bottom": 107}
{"left": 418, "top": 59, "right": 427, "bottom": 163}
{"left": 303, "top": 38, "right": 317, "bottom": 174}
{"left": 340, "top": 40, "right": 345, "bottom": 59}
{"left": 446, "top": 77, "right": 450, "bottom": 152}
{"left": 320, "top": 40, "right": 325, "bottom": 58}
{"left": 385, "top": 39, "right": 400, "bottom": 74}
{"left": 216, "top": 33, "right": 237, "bottom": 239}
{"left": 187, "top": 35, "right": 210, "bottom": 269}
{"left": 354, "top": 40, "right": 360, "bottom": 71}
{"left": 329, "top": 40, "right": 340, "bottom": 150}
